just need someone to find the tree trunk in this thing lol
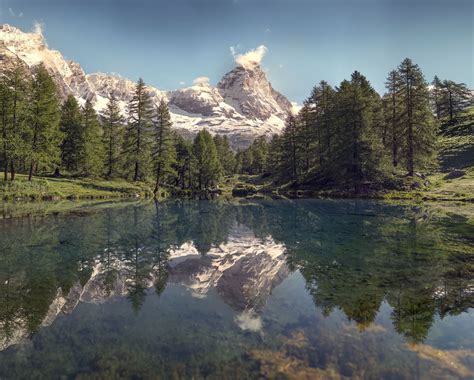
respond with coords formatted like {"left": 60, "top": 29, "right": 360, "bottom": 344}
{"left": 449, "top": 91, "right": 453, "bottom": 121}
{"left": 28, "top": 161, "right": 34, "bottom": 181}
{"left": 3, "top": 159, "right": 8, "bottom": 181}
{"left": 133, "top": 161, "right": 139, "bottom": 182}
{"left": 391, "top": 93, "right": 398, "bottom": 167}
{"left": 154, "top": 164, "right": 162, "bottom": 197}
{"left": 10, "top": 160, "right": 15, "bottom": 181}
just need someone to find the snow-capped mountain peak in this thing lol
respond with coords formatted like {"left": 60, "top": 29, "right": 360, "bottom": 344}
{"left": 218, "top": 63, "right": 292, "bottom": 121}
{"left": 0, "top": 24, "right": 294, "bottom": 148}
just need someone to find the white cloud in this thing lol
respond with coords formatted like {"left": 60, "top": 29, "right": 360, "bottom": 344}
{"left": 279, "top": 64, "right": 284, "bottom": 69}
{"left": 235, "top": 311, "right": 262, "bottom": 332}
{"left": 8, "top": 7, "right": 23, "bottom": 18}
{"left": 32, "top": 21, "right": 44, "bottom": 36}
{"left": 192, "top": 76, "right": 210, "bottom": 86}
{"left": 230, "top": 45, "right": 268, "bottom": 69}
{"left": 291, "top": 102, "right": 302, "bottom": 114}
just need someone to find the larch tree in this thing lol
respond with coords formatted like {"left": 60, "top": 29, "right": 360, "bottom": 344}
{"left": 431, "top": 75, "right": 443, "bottom": 120}
{"left": 0, "top": 60, "right": 30, "bottom": 180}
{"left": 383, "top": 70, "right": 402, "bottom": 168}
{"left": 192, "top": 129, "right": 221, "bottom": 189}
{"left": 174, "top": 134, "right": 193, "bottom": 190}
{"left": 101, "top": 95, "right": 124, "bottom": 178}
{"left": 213, "top": 135, "right": 236, "bottom": 176}
{"left": 151, "top": 99, "right": 176, "bottom": 196}
{"left": 330, "top": 72, "right": 386, "bottom": 185}
{"left": 28, "top": 64, "right": 61, "bottom": 181}
{"left": 304, "top": 80, "right": 336, "bottom": 170}
{"left": 60, "top": 95, "right": 83, "bottom": 173}
{"left": 123, "top": 78, "right": 153, "bottom": 181}
{"left": 280, "top": 113, "right": 300, "bottom": 181}
{"left": 396, "top": 58, "right": 437, "bottom": 176}
{"left": 439, "top": 80, "right": 472, "bottom": 121}
{"left": 82, "top": 99, "right": 105, "bottom": 176}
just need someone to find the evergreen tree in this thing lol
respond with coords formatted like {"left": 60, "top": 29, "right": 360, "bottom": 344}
{"left": 329, "top": 71, "right": 386, "bottom": 185}
{"left": 295, "top": 105, "right": 313, "bottom": 176}
{"left": 265, "top": 134, "right": 283, "bottom": 175}
{"left": 431, "top": 75, "right": 443, "bottom": 120}
{"left": 60, "top": 95, "right": 83, "bottom": 172}
{"left": 304, "top": 81, "right": 336, "bottom": 169}
{"left": 192, "top": 129, "right": 221, "bottom": 189}
{"left": 174, "top": 134, "right": 193, "bottom": 189}
{"left": 28, "top": 64, "right": 61, "bottom": 181}
{"left": 383, "top": 70, "right": 403, "bottom": 168}
{"left": 239, "top": 148, "right": 253, "bottom": 175}
{"left": 249, "top": 136, "right": 269, "bottom": 174}
{"left": 396, "top": 58, "right": 437, "bottom": 175}
{"left": 280, "top": 113, "right": 300, "bottom": 181}
{"left": 101, "top": 95, "right": 124, "bottom": 178}
{"left": 123, "top": 78, "right": 153, "bottom": 181}
{"left": 82, "top": 99, "right": 104, "bottom": 176}
{"left": 0, "top": 60, "right": 30, "bottom": 180}
{"left": 213, "top": 135, "right": 236, "bottom": 176}
{"left": 234, "top": 149, "right": 243, "bottom": 174}
{"left": 151, "top": 99, "right": 176, "bottom": 195}
{"left": 438, "top": 80, "right": 472, "bottom": 121}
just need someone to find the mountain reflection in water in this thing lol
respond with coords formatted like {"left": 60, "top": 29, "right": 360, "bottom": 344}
{"left": 0, "top": 200, "right": 473, "bottom": 379}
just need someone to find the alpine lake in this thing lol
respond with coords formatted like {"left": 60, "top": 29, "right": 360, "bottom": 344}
{"left": 0, "top": 199, "right": 473, "bottom": 379}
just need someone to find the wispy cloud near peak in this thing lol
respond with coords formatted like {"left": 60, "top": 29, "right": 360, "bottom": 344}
{"left": 230, "top": 45, "right": 268, "bottom": 69}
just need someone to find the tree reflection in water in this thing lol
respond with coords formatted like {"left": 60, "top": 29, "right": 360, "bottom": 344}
{"left": 0, "top": 199, "right": 472, "bottom": 378}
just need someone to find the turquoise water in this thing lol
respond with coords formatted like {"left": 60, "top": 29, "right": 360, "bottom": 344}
{"left": 0, "top": 200, "right": 473, "bottom": 379}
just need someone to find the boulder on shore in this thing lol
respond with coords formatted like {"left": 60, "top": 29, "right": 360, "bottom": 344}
{"left": 444, "top": 170, "right": 466, "bottom": 180}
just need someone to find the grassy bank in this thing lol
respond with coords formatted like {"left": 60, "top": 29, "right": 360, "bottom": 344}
{"left": 0, "top": 174, "right": 154, "bottom": 201}
{"left": 225, "top": 166, "right": 474, "bottom": 203}
{"left": 384, "top": 167, "right": 474, "bottom": 202}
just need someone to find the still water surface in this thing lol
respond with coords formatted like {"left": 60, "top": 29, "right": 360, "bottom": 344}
{"left": 0, "top": 200, "right": 473, "bottom": 379}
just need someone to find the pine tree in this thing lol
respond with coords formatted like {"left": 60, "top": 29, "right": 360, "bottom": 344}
{"left": 431, "top": 75, "right": 443, "bottom": 120}
{"left": 280, "top": 113, "right": 300, "bottom": 181}
{"left": 82, "top": 99, "right": 104, "bottom": 176}
{"left": 101, "top": 95, "right": 124, "bottom": 178}
{"left": 0, "top": 77, "right": 8, "bottom": 180}
{"left": 151, "top": 99, "right": 176, "bottom": 196}
{"left": 213, "top": 135, "right": 236, "bottom": 176}
{"left": 265, "top": 134, "right": 283, "bottom": 175}
{"left": 0, "top": 60, "right": 30, "bottom": 181}
{"left": 330, "top": 72, "right": 386, "bottom": 185}
{"left": 397, "top": 58, "right": 437, "bottom": 175}
{"left": 60, "top": 95, "right": 83, "bottom": 172}
{"left": 383, "top": 70, "right": 402, "bottom": 168}
{"left": 438, "top": 80, "right": 472, "bottom": 121}
{"left": 192, "top": 129, "right": 221, "bottom": 189}
{"left": 243, "top": 148, "right": 254, "bottom": 174}
{"left": 123, "top": 78, "right": 153, "bottom": 181}
{"left": 251, "top": 136, "right": 269, "bottom": 174}
{"left": 296, "top": 105, "right": 313, "bottom": 176}
{"left": 174, "top": 134, "right": 193, "bottom": 189}
{"left": 304, "top": 81, "right": 336, "bottom": 169}
{"left": 28, "top": 64, "right": 61, "bottom": 181}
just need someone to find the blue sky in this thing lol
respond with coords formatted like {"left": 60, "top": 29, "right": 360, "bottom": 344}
{"left": 0, "top": 0, "right": 472, "bottom": 102}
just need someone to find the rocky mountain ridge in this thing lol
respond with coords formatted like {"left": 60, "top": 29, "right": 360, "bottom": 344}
{"left": 0, "top": 24, "right": 294, "bottom": 149}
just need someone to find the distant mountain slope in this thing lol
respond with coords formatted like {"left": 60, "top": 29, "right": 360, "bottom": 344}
{"left": 0, "top": 24, "right": 294, "bottom": 149}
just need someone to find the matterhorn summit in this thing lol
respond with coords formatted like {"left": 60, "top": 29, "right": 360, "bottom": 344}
{"left": 0, "top": 24, "right": 294, "bottom": 148}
